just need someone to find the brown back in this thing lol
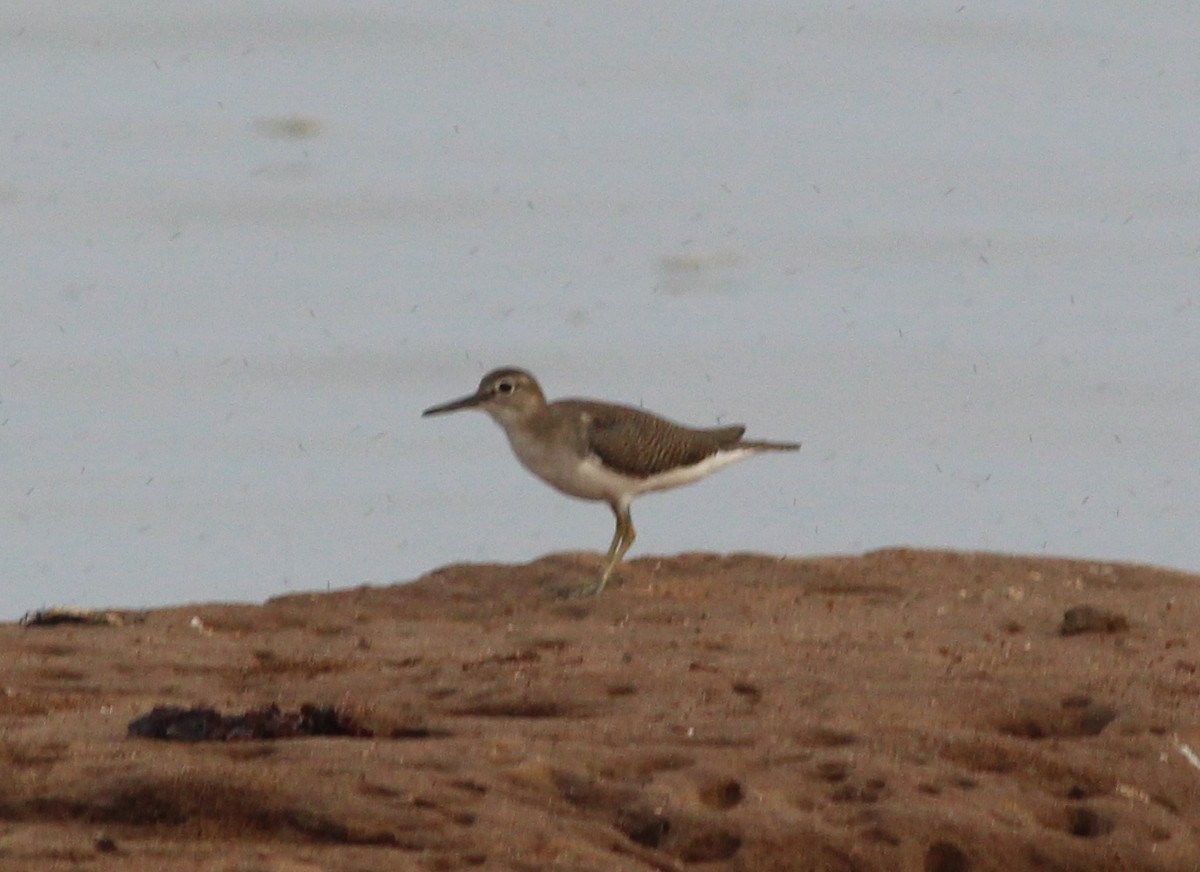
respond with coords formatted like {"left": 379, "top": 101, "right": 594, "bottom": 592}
{"left": 555, "top": 399, "right": 745, "bottom": 479}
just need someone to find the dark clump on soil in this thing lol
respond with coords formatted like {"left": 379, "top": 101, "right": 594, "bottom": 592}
{"left": 127, "top": 704, "right": 371, "bottom": 741}
{"left": 1060, "top": 604, "right": 1131, "bottom": 636}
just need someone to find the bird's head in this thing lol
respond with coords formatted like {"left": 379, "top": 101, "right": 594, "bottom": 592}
{"left": 422, "top": 367, "right": 546, "bottom": 426}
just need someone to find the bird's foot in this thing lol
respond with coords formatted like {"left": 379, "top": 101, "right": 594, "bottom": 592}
{"left": 563, "top": 580, "right": 601, "bottom": 598}
{"left": 572, "top": 572, "right": 615, "bottom": 598}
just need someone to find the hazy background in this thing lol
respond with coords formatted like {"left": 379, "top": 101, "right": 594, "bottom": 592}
{"left": 3, "top": 2, "right": 1198, "bottom": 619}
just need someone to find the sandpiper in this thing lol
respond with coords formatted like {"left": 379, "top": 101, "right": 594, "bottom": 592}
{"left": 423, "top": 367, "right": 799, "bottom": 594}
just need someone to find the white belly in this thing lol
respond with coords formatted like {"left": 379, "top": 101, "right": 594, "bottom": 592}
{"left": 507, "top": 432, "right": 756, "bottom": 504}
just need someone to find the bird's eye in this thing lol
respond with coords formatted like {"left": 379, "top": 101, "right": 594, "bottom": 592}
{"left": 497, "top": 380, "right": 514, "bottom": 394}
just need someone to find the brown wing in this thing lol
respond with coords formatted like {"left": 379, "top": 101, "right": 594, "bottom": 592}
{"left": 560, "top": 400, "right": 745, "bottom": 479}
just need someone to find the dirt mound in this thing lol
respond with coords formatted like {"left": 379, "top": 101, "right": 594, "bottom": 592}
{"left": 2, "top": 549, "right": 1197, "bottom": 870}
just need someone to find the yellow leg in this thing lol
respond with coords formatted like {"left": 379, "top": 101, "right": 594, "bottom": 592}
{"left": 591, "top": 502, "right": 636, "bottom": 595}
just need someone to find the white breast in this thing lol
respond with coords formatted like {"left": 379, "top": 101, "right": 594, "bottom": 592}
{"left": 504, "top": 432, "right": 611, "bottom": 501}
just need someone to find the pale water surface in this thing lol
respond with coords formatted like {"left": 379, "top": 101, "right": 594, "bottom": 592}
{"left": 2, "top": 2, "right": 1198, "bottom": 618}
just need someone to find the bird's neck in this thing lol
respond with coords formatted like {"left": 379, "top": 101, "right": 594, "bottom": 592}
{"left": 487, "top": 402, "right": 554, "bottom": 441}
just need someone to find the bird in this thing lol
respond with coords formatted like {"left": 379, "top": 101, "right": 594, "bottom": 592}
{"left": 422, "top": 367, "right": 799, "bottom": 594}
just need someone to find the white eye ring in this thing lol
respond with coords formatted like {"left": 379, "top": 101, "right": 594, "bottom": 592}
{"left": 497, "top": 381, "right": 514, "bottom": 394}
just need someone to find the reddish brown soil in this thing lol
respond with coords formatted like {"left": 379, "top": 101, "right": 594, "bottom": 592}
{"left": 2, "top": 549, "right": 1198, "bottom": 871}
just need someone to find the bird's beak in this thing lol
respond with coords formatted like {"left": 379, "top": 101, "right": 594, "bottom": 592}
{"left": 422, "top": 391, "right": 486, "bottom": 417}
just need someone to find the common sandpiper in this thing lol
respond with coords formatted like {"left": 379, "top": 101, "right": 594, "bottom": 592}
{"left": 423, "top": 367, "right": 799, "bottom": 594}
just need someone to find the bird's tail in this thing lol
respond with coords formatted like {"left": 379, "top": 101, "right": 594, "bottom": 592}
{"left": 739, "top": 439, "right": 800, "bottom": 452}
